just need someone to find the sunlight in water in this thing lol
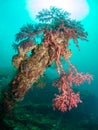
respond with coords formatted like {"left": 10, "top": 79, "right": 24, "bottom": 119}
{"left": 26, "top": 0, "right": 89, "bottom": 20}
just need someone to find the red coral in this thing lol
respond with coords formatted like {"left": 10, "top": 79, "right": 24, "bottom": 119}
{"left": 52, "top": 65, "right": 93, "bottom": 112}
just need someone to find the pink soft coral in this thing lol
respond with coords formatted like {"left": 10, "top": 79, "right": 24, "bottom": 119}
{"left": 52, "top": 65, "right": 93, "bottom": 112}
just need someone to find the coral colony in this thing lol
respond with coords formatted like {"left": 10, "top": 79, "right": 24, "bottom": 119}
{"left": 1, "top": 7, "right": 93, "bottom": 116}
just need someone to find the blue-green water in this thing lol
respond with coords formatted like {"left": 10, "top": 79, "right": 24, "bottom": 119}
{"left": 0, "top": 0, "right": 98, "bottom": 130}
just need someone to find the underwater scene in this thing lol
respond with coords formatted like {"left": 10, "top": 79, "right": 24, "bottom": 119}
{"left": 0, "top": 0, "right": 98, "bottom": 130}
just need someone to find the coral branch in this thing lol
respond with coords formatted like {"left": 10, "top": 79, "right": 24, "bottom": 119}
{"left": 52, "top": 65, "right": 93, "bottom": 112}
